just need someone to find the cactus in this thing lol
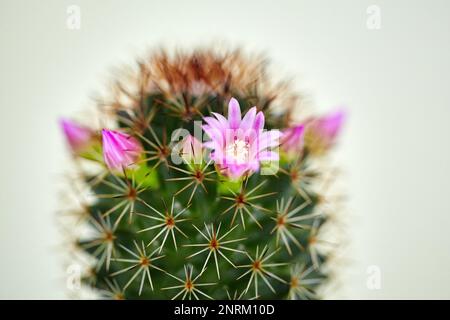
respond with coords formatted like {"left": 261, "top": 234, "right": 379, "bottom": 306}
{"left": 60, "top": 48, "right": 345, "bottom": 300}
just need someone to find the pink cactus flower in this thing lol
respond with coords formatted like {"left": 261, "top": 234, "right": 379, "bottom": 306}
{"left": 180, "top": 134, "right": 204, "bottom": 164}
{"left": 60, "top": 118, "right": 94, "bottom": 153}
{"left": 306, "top": 109, "right": 345, "bottom": 153}
{"left": 281, "top": 124, "right": 305, "bottom": 159}
{"left": 101, "top": 129, "right": 142, "bottom": 171}
{"left": 202, "top": 97, "right": 281, "bottom": 179}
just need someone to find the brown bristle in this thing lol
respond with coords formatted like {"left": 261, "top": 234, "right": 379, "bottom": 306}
{"left": 101, "top": 48, "right": 306, "bottom": 125}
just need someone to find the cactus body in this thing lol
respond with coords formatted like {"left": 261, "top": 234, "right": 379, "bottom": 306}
{"left": 61, "top": 48, "right": 344, "bottom": 300}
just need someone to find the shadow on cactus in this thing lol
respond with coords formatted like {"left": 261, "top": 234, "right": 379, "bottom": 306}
{"left": 60, "top": 48, "right": 345, "bottom": 300}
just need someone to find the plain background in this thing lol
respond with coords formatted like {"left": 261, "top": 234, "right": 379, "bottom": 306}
{"left": 1, "top": 0, "right": 449, "bottom": 299}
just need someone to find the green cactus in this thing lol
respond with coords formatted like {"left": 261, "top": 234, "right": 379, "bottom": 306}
{"left": 60, "top": 48, "right": 344, "bottom": 300}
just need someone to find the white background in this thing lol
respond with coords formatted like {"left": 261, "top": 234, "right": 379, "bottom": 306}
{"left": 1, "top": 0, "right": 449, "bottom": 299}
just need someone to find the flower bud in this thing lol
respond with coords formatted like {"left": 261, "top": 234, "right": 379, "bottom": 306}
{"left": 305, "top": 109, "right": 345, "bottom": 155}
{"left": 102, "top": 129, "right": 142, "bottom": 171}
{"left": 60, "top": 118, "right": 95, "bottom": 154}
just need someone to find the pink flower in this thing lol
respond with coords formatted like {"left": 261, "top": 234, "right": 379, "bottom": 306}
{"left": 306, "top": 109, "right": 345, "bottom": 153}
{"left": 180, "top": 134, "right": 203, "bottom": 164}
{"left": 281, "top": 124, "right": 305, "bottom": 158}
{"left": 202, "top": 97, "right": 281, "bottom": 179}
{"left": 101, "top": 129, "right": 142, "bottom": 171}
{"left": 60, "top": 118, "right": 95, "bottom": 153}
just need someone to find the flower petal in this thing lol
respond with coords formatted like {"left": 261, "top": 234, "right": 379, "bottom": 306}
{"left": 227, "top": 97, "right": 241, "bottom": 129}
{"left": 240, "top": 106, "right": 256, "bottom": 131}
{"left": 226, "top": 164, "right": 248, "bottom": 179}
{"left": 253, "top": 111, "right": 265, "bottom": 132}
{"left": 258, "top": 150, "right": 279, "bottom": 161}
{"left": 258, "top": 130, "right": 282, "bottom": 152}
{"left": 204, "top": 116, "right": 225, "bottom": 133}
{"left": 202, "top": 124, "right": 224, "bottom": 147}
{"left": 212, "top": 112, "right": 229, "bottom": 130}
{"left": 203, "top": 141, "right": 216, "bottom": 149}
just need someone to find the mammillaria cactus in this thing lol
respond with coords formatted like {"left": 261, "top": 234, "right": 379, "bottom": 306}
{"left": 60, "top": 48, "right": 345, "bottom": 300}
